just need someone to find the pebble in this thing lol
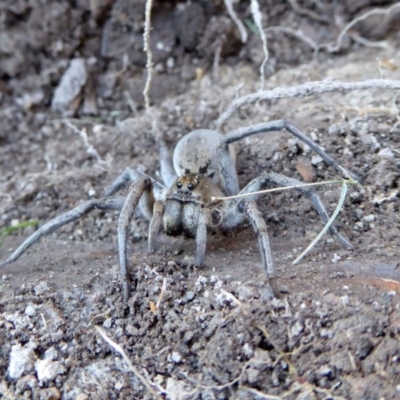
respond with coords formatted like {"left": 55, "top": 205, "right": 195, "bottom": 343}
{"left": 103, "top": 318, "right": 112, "bottom": 329}
{"left": 311, "top": 155, "right": 323, "bottom": 165}
{"left": 8, "top": 344, "right": 36, "bottom": 379}
{"left": 363, "top": 214, "right": 375, "bottom": 222}
{"left": 25, "top": 305, "right": 36, "bottom": 317}
{"left": 35, "top": 359, "right": 66, "bottom": 382}
{"left": 34, "top": 281, "right": 51, "bottom": 296}
{"left": 171, "top": 351, "right": 182, "bottom": 363}
{"left": 184, "top": 291, "right": 195, "bottom": 302}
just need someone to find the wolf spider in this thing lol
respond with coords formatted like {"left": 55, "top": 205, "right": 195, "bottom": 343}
{"left": 0, "top": 120, "right": 359, "bottom": 302}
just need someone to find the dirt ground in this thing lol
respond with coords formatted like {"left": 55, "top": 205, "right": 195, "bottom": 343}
{"left": 1, "top": 1, "right": 400, "bottom": 399}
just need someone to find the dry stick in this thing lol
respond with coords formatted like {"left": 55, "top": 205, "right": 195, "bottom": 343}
{"left": 250, "top": 0, "right": 269, "bottom": 89}
{"left": 143, "top": 0, "right": 154, "bottom": 110}
{"left": 216, "top": 79, "right": 400, "bottom": 128}
{"left": 62, "top": 120, "right": 109, "bottom": 168}
{"left": 323, "top": 3, "right": 400, "bottom": 53}
{"left": 210, "top": 178, "right": 352, "bottom": 202}
{"left": 223, "top": 0, "right": 248, "bottom": 43}
{"left": 95, "top": 326, "right": 163, "bottom": 399}
{"left": 293, "top": 180, "right": 348, "bottom": 265}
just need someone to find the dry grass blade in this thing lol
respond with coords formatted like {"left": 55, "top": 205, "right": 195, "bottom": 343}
{"left": 95, "top": 326, "right": 163, "bottom": 399}
{"left": 293, "top": 180, "right": 348, "bottom": 265}
{"left": 216, "top": 79, "right": 400, "bottom": 128}
{"left": 210, "top": 178, "right": 354, "bottom": 202}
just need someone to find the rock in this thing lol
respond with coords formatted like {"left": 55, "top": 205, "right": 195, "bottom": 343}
{"left": 8, "top": 344, "right": 36, "bottom": 379}
{"left": 38, "top": 387, "right": 61, "bottom": 400}
{"left": 76, "top": 394, "right": 89, "bottom": 400}
{"left": 25, "top": 305, "right": 36, "bottom": 317}
{"left": 15, "top": 374, "right": 37, "bottom": 394}
{"left": 34, "top": 281, "right": 51, "bottom": 296}
{"left": 44, "top": 347, "right": 58, "bottom": 361}
{"left": 378, "top": 148, "right": 394, "bottom": 159}
{"left": 51, "top": 58, "right": 87, "bottom": 115}
{"left": 171, "top": 351, "right": 182, "bottom": 364}
{"left": 35, "top": 359, "right": 66, "bottom": 382}
{"left": 363, "top": 214, "right": 375, "bottom": 222}
{"left": 311, "top": 155, "right": 323, "bottom": 165}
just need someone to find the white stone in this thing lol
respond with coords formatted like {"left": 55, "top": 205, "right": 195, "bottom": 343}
{"left": 35, "top": 359, "right": 66, "bottom": 382}
{"left": 8, "top": 344, "right": 36, "bottom": 379}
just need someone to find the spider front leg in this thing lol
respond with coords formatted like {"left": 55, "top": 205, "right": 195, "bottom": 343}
{"left": 118, "top": 176, "right": 154, "bottom": 303}
{"left": 0, "top": 197, "right": 125, "bottom": 269}
{"left": 196, "top": 208, "right": 210, "bottom": 266}
{"left": 241, "top": 199, "right": 279, "bottom": 299}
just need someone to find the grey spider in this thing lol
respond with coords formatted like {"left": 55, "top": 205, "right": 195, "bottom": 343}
{"left": 0, "top": 120, "right": 359, "bottom": 302}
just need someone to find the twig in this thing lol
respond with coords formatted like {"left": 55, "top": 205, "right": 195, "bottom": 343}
{"left": 155, "top": 277, "right": 167, "bottom": 309}
{"left": 143, "top": 0, "right": 154, "bottom": 110}
{"left": 293, "top": 180, "right": 348, "bottom": 265}
{"left": 223, "top": 0, "right": 248, "bottom": 43}
{"left": 250, "top": 0, "right": 269, "bottom": 89}
{"left": 95, "top": 326, "right": 163, "bottom": 399}
{"left": 216, "top": 79, "right": 400, "bottom": 128}
{"left": 210, "top": 178, "right": 353, "bottom": 202}
{"left": 62, "top": 120, "right": 110, "bottom": 168}
{"left": 323, "top": 3, "right": 400, "bottom": 53}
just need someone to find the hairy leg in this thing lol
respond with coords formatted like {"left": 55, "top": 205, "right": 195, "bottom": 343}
{"left": 217, "top": 120, "right": 360, "bottom": 195}
{"left": 118, "top": 176, "right": 153, "bottom": 303}
{"left": 196, "top": 208, "right": 210, "bottom": 266}
{"left": 148, "top": 200, "right": 164, "bottom": 253}
{"left": 241, "top": 172, "right": 353, "bottom": 249}
{"left": 105, "top": 167, "right": 165, "bottom": 199}
{"left": 0, "top": 196, "right": 125, "bottom": 269}
{"left": 242, "top": 199, "right": 279, "bottom": 299}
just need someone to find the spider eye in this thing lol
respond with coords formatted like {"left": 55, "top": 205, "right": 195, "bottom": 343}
{"left": 187, "top": 183, "right": 195, "bottom": 191}
{"left": 177, "top": 182, "right": 182, "bottom": 189}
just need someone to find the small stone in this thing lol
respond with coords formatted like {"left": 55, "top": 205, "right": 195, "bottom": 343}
{"left": 355, "top": 208, "right": 363, "bottom": 219}
{"left": 103, "top": 318, "right": 112, "bottom": 329}
{"left": 15, "top": 374, "right": 37, "bottom": 394}
{"left": 378, "top": 148, "right": 394, "bottom": 158}
{"left": 8, "top": 344, "right": 36, "bottom": 379}
{"left": 320, "top": 329, "right": 334, "bottom": 339}
{"left": 171, "top": 351, "right": 182, "bottom": 364}
{"left": 76, "top": 394, "right": 89, "bottom": 400}
{"left": 363, "top": 214, "right": 375, "bottom": 222}
{"left": 35, "top": 359, "right": 66, "bottom": 382}
{"left": 38, "top": 387, "right": 61, "bottom": 400}
{"left": 311, "top": 155, "right": 323, "bottom": 165}
{"left": 34, "top": 281, "right": 51, "bottom": 296}
{"left": 25, "top": 305, "right": 36, "bottom": 317}
{"left": 44, "top": 347, "right": 58, "bottom": 361}
{"left": 184, "top": 291, "right": 195, "bottom": 302}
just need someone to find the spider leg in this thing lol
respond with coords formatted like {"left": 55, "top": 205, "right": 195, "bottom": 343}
{"left": 217, "top": 120, "right": 360, "bottom": 195}
{"left": 118, "top": 176, "right": 153, "bottom": 303}
{"left": 148, "top": 200, "right": 164, "bottom": 253}
{"left": 105, "top": 167, "right": 165, "bottom": 198}
{"left": 241, "top": 172, "right": 353, "bottom": 249}
{"left": 241, "top": 199, "right": 279, "bottom": 299}
{"left": 196, "top": 208, "right": 210, "bottom": 266}
{"left": 0, "top": 196, "right": 125, "bottom": 269}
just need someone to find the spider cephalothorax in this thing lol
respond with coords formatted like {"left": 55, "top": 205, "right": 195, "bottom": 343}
{"left": 0, "top": 123, "right": 359, "bottom": 303}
